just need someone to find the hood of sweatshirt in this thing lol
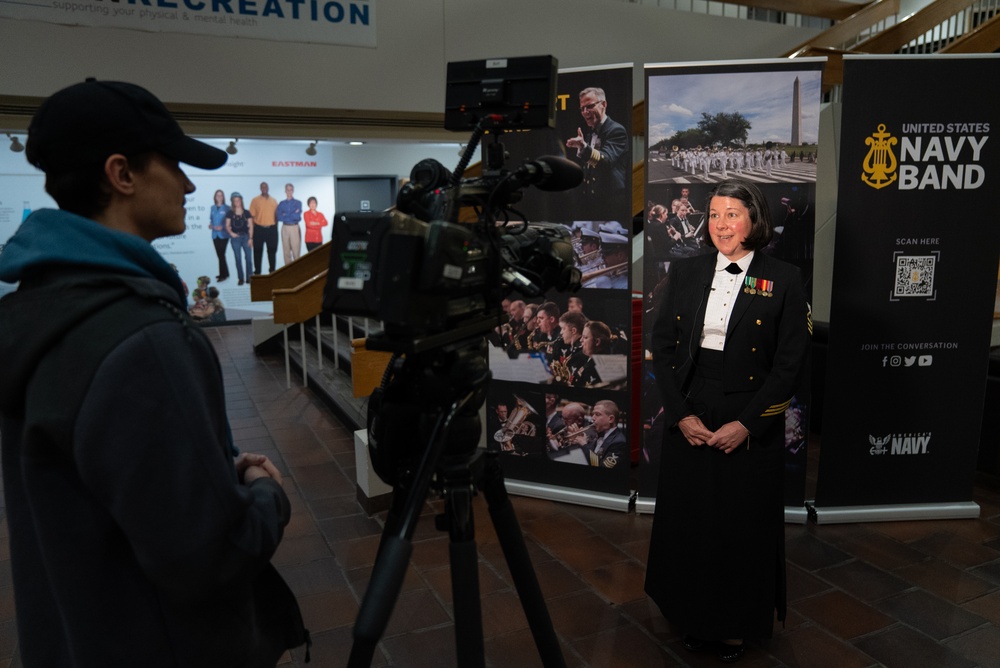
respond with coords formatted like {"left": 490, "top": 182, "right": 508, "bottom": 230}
{"left": 0, "top": 209, "right": 187, "bottom": 414}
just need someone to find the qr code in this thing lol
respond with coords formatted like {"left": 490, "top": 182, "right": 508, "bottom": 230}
{"left": 894, "top": 255, "right": 935, "bottom": 297}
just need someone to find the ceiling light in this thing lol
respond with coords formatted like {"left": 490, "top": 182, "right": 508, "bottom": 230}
{"left": 348, "top": 141, "right": 365, "bottom": 146}
{"left": 305, "top": 141, "right": 318, "bottom": 156}
{"left": 225, "top": 139, "right": 239, "bottom": 155}
{"left": 7, "top": 133, "right": 24, "bottom": 153}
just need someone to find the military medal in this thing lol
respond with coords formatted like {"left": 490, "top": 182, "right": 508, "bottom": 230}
{"left": 745, "top": 276, "right": 774, "bottom": 297}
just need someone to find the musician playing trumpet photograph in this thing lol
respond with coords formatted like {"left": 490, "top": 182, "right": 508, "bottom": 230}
{"left": 581, "top": 232, "right": 629, "bottom": 290}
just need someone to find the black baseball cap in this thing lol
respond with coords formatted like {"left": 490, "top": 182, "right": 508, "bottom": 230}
{"left": 26, "top": 78, "right": 227, "bottom": 174}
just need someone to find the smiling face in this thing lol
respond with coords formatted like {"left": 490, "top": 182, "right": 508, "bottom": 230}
{"left": 579, "top": 90, "right": 607, "bottom": 130}
{"left": 708, "top": 195, "right": 752, "bottom": 261}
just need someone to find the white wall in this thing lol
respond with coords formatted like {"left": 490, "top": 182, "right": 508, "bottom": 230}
{"left": 0, "top": 0, "right": 821, "bottom": 111}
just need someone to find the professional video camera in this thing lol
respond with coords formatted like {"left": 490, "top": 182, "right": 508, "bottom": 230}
{"left": 322, "top": 55, "right": 583, "bottom": 354}
{"left": 328, "top": 56, "right": 575, "bottom": 668}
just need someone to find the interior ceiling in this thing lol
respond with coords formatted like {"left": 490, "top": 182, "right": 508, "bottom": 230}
{"left": 0, "top": 95, "right": 466, "bottom": 145}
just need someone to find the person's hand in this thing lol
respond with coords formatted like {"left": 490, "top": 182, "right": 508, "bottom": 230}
{"left": 707, "top": 421, "right": 749, "bottom": 454}
{"left": 566, "top": 127, "right": 586, "bottom": 150}
{"left": 235, "top": 453, "right": 283, "bottom": 485}
{"left": 677, "top": 415, "right": 713, "bottom": 446}
{"left": 248, "top": 237, "right": 254, "bottom": 247}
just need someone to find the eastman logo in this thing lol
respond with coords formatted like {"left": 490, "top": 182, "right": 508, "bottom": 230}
{"left": 862, "top": 123, "right": 898, "bottom": 190}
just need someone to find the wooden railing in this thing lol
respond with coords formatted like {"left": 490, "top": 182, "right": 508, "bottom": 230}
{"left": 249, "top": 241, "right": 331, "bottom": 324}
{"left": 939, "top": 10, "right": 1000, "bottom": 50}
{"left": 784, "top": 0, "right": 901, "bottom": 90}
{"left": 272, "top": 271, "right": 329, "bottom": 324}
{"left": 853, "top": 0, "right": 1000, "bottom": 53}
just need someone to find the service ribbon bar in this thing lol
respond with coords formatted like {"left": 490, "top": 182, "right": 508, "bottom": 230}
{"left": 744, "top": 276, "right": 774, "bottom": 296}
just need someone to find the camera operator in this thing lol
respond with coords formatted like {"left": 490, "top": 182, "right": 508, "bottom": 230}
{"left": 0, "top": 80, "right": 308, "bottom": 667}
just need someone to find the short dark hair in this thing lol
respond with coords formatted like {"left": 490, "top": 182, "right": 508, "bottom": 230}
{"left": 537, "top": 301, "right": 560, "bottom": 320}
{"left": 43, "top": 151, "right": 155, "bottom": 218}
{"left": 307, "top": 196, "right": 317, "bottom": 206}
{"left": 558, "top": 310, "right": 587, "bottom": 333}
{"left": 702, "top": 179, "right": 773, "bottom": 251}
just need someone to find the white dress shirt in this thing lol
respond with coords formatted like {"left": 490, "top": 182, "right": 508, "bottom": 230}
{"left": 700, "top": 251, "right": 754, "bottom": 351}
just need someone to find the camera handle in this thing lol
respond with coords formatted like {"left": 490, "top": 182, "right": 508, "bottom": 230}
{"left": 347, "top": 340, "right": 565, "bottom": 668}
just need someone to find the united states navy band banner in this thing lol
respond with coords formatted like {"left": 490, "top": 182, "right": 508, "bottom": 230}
{"left": 636, "top": 59, "right": 824, "bottom": 515}
{"left": 486, "top": 65, "right": 634, "bottom": 509}
{"left": 814, "top": 55, "right": 1000, "bottom": 518}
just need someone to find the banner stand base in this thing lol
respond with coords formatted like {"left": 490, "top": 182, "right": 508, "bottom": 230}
{"left": 634, "top": 496, "right": 809, "bottom": 524}
{"left": 505, "top": 479, "right": 630, "bottom": 513}
{"left": 807, "top": 500, "right": 980, "bottom": 524}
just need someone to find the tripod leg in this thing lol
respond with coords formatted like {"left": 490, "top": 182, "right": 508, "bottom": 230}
{"left": 347, "top": 489, "right": 414, "bottom": 668}
{"left": 480, "top": 455, "right": 566, "bottom": 668}
{"left": 439, "top": 464, "right": 486, "bottom": 668}
{"left": 349, "top": 393, "right": 472, "bottom": 667}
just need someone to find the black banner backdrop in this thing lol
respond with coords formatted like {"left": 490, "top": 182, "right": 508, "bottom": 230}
{"left": 485, "top": 65, "right": 634, "bottom": 509}
{"left": 636, "top": 59, "right": 824, "bottom": 516}
{"left": 814, "top": 55, "right": 1000, "bottom": 519}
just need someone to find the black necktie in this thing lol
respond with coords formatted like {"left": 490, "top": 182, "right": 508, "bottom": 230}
{"left": 725, "top": 263, "right": 742, "bottom": 275}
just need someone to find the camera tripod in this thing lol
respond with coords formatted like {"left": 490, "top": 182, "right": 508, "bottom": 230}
{"left": 347, "top": 334, "right": 565, "bottom": 668}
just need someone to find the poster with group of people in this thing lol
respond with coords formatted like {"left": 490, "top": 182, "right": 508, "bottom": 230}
{"left": 485, "top": 65, "right": 635, "bottom": 501}
{"left": 163, "top": 140, "right": 337, "bottom": 318}
{"left": 178, "top": 179, "right": 332, "bottom": 317}
{"left": 638, "top": 59, "right": 825, "bottom": 510}
{"left": 0, "top": 139, "right": 337, "bottom": 317}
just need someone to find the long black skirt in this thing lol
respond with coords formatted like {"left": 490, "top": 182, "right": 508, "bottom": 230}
{"left": 644, "top": 349, "right": 786, "bottom": 641}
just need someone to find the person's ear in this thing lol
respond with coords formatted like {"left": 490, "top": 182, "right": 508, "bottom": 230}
{"left": 103, "top": 154, "right": 137, "bottom": 196}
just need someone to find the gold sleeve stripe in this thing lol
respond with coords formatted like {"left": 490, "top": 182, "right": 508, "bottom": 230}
{"left": 587, "top": 150, "right": 602, "bottom": 168}
{"left": 761, "top": 399, "right": 792, "bottom": 417}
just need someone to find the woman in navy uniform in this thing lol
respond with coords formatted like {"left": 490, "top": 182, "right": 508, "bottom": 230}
{"left": 644, "top": 180, "right": 810, "bottom": 663}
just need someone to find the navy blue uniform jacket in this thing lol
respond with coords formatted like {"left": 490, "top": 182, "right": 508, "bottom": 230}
{"left": 651, "top": 251, "right": 810, "bottom": 436}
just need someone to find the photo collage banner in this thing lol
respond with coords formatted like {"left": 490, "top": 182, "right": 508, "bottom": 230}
{"left": 637, "top": 59, "right": 825, "bottom": 509}
{"left": 485, "top": 65, "right": 635, "bottom": 501}
{"left": 815, "top": 55, "right": 1000, "bottom": 509}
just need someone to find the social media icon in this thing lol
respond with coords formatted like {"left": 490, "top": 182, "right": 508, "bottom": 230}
{"left": 918, "top": 355, "right": 933, "bottom": 366}
{"left": 890, "top": 356, "right": 902, "bottom": 367}
{"left": 903, "top": 356, "right": 916, "bottom": 367}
